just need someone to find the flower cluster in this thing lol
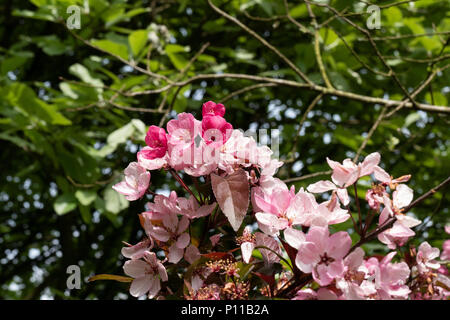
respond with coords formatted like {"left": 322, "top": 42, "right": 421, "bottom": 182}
{"left": 103, "top": 101, "right": 449, "bottom": 300}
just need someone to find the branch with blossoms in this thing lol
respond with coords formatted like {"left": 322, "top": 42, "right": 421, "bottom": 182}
{"left": 89, "top": 101, "right": 450, "bottom": 300}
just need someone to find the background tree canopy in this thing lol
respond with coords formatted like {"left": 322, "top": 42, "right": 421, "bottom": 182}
{"left": 0, "top": 0, "right": 449, "bottom": 299}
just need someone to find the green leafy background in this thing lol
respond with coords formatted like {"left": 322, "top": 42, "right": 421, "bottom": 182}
{"left": 0, "top": 0, "right": 449, "bottom": 299}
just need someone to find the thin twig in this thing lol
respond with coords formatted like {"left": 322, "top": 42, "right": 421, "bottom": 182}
{"left": 208, "top": 0, "right": 313, "bottom": 85}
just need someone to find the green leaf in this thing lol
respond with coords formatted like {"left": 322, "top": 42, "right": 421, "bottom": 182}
{"left": 404, "top": 112, "right": 421, "bottom": 128}
{"left": 33, "top": 35, "right": 68, "bottom": 55}
{"left": 104, "top": 184, "right": 129, "bottom": 214}
{"left": 91, "top": 39, "right": 129, "bottom": 61}
{"left": 79, "top": 205, "right": 91, "bottom": 224}
{"left": 54, "top": 194, "right": 78, "bottom": 215}
{"left": 4, "top": 82, "right": 72, "bottom": 126}
{"left": 75, "top": 189, "right": 97, "bottom": 206}
{"left": 165, "top": 44, "right": 190, "bottom": 70}
{"left": 128, "top": 30, "right": 148, "bottom": 56}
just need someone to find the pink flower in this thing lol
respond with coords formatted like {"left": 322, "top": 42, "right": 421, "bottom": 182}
{"left": 210, "top": 233, "right": 223, "bottom": 247}
{"left": 379, "top": 184, "right": 414, "bottom": 224}
{"left": 365, "top": 186, "right": 387, "bottom": 211}
{"left": 202, "top": 115, "right": 233, "bottom": 146}
{"left": 166, "top": 112, "right": 202, "bottom": 169}
{"left": 121, "top": 238, "right": 153, "bottom": 260}
{"left": 416, "top": 242, "right": 440, "bottom": 273}
{"left": 373, "top": 166, "right": 411, "bottom": 188}
{"left": 145, "top": 212, "right": 191, "bottom": 263}
{"left": 296, "top": 192, "right": 350, "bottom": 227}
{"left": 307, "top": 152, "right": 380, "bottom": 206}
{"left": 202, "top": 101, "right": 225, "bottom": 117}
{"left": 292, "top": 288, "right": 318, "bottom": 300}
{"left": 328, "top": 152, "right": 380, "bottom": 187}
{"left": 442, "top": 226, "right": 450, "bottom": 261}
{"left": 218, "top": 130, "right": 282, "bottom": 176}
{"left": 178, "top": 195, "right": 216, "bottom": 219}
{"left": 365, "top": 252, "right": 410, "bottom": 299}
{"left": 143, "top": 191, "right": 180, "bottom": 220}
{"left": 112, "top": 162, "right": 150, "bottom": 201}
{"left": 137, "top": 147, "right": 168, "bottom": 170}
{"left": 240, "top": 226, "right": 255, "bottom": 264}
{"left": 144, "top": 125, "right": 168, "bottom": 159}
{"left": 184, "top": 244, "right": 201, "bottom": 264}
{"left": 123, "top": 251, "right": 168, "bottom": 298}
{"left": 254, "top": 184, "right": 318, "bottom": 234}
{"left": 335, "top": 248, "right": 375, "bottom": 300}
{"left": 307, "top": 180, "right": 350, "bottom": 206}
{"left": 295, "top": 226, "right": 352, "bottom": 286}
{"left": 441, "top": 240, "right": 450, "bottom": 261}
{"left": 293, "top": 288, "right": 340, "bottom": 300}
{"left": 377, "top": 184, "right": 421, "bottom": 249}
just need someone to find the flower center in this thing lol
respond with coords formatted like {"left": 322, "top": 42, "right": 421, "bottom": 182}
{"left": 319, "top": 252, "right": 335, "bottom": 266}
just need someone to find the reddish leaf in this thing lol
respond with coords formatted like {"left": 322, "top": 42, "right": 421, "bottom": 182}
{"left": 211, "top": 169, "right": 249, "bottom": 232}
{"left": 253, "top": 272, "right": 275, "bottom": 287}
{"left": 201, "top": 252, "right": 235, "bottom": 261}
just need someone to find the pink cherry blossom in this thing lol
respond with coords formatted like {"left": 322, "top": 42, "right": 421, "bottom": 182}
{"left": 210, "top": 233, "right": 223, "bottom": 247}
{"left": 166, "top": 112, "right": 202, "bottom": 170}
{"left": 254, "top": 186, "right": 316, "bottom": 235}
{"left": 240, "top": 226, "right": 256, "bottom": 264}
{"left": 137, "top": 146, "right": 168, "bottom": 170}
{"left": 441, "top": 240, "right": 450, "bottom": 261}
{"left": 292, "top": 288, "right": 318, "bottom": 300}
{"left": 144, "top": 125, "right": 168, "bottom": 159}
{"left": 123, "top": 251, "right": 168, "bottom": 298}
{"left": 378, "top": 184, "right": 420, "bottom": 249}
{"left": 416, "top": 242, "right": 440, "bottom": 273}
{"left": 218, "top": 129, "right": 282, "bottom": 176}
{"left": 373, "top": 166, "right": 411, "bottom": 187}
{"left": 202, "top": 115, "right": 233, "bottom": 146}
{"left": 293, "top": 288, "right": 341, "bottom": 300}
{"left": 202, "top": 101, "right": 225, "bottom": 117}
{"left": 295, "top": 226, "right": 352, "bottom": 286}
{"left": 143, "top": 191, "right": 180, "bottom": 220}
{"left": 283, "top": 227, "right": 306, "bottom": 251}
{"left": 364, "top": 252, "right": 410, "bottom": 299}
{"left": 335, "top": 247, "right": 375, "bottom": 300}
{"left": 112, "top": 162, "right": 150, "bottom": 201}
{"left": 442, "top": 225, "right": 450, "bottom": 261}
{"left": 365, "top": 187, "right": 387, "bottom": 211}
{"left": 144, "top": 211, "right": 191, "bottom": 263}
{"left": 121, "top": 238, "right": 153, "bottom": 260}
{"left": 328, "top": 152, "right": 380, "bottom": 188}
{"left": 178, "top": 195, "right": 216, "bottom": 219}
{"left": 307, "top": 152, "right": 380, "bottom": 206}
{"left": 295, "top": 192, "right": 350, "bottom": 227}
{"left": 307, "top": 180, "right": 350, "bottom": 206}
{"left": 184, "top": 244, "right": 201, "bottom": 264}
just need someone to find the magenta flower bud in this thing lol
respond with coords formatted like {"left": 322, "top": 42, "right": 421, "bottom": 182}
{"left": 201, "top": 115, "right": 233, "bottom": 145}
{"left": 144, "top": 125, "right": 168, "bottom": 159}
{"left": 202, "top": 101, "right": 226, "bottom": 118}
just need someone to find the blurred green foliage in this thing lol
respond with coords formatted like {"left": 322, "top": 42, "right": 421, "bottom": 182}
{"left": 0, "top": 0, "right": 449, "bottom": 299}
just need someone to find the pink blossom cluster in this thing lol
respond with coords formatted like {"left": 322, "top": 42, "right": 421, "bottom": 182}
{"left": 106, "top": 101, "right": 449, "bottom": 300}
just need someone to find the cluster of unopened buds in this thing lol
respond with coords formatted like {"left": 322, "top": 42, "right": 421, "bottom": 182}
{"left": 107, "top": 101, "right": 450, "bottom": 300}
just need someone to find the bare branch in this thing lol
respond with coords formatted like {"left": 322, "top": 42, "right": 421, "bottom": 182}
{"left": 207, "top": 0, "right": 313, "bottom": 85}
{"left": 220, "top": 83, "right": 278, "bottom": 103}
